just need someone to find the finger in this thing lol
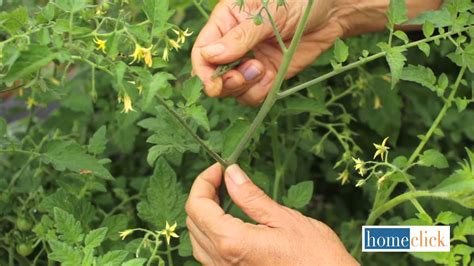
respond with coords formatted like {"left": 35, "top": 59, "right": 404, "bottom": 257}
{"left": 221, "top": 59, "right": 265, "bottom": 97}
{"left": 191, "top": 1, "right": 240, "bottom": 97}
{"left": 189, "top": 233, "right": 214, "bottom": 265}
{"left": 200, "top": 20, "right": 273, "bottom": 65}
{"left": 224, "top": 164, "right": 288, "bottom": 227}
{"left": 236, "top": 70, "right": 275, "bottom": 106}
{"left": 187, "top": 217, "right": 217, "bottom": 255}
{"left": 186, "top": 163, "right": 241, "bottom": 236}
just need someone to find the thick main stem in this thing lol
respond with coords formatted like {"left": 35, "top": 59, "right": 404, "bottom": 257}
{"left": 227, "top": 0, "right": 315, "bottom": 164}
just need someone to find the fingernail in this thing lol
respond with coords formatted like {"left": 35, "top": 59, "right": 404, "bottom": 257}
{"left": 243, "top": 65, "right": 261, "bottom": 81}
{"left": 226, "top": 164, "right": 249, "bottom": 185}
{"left": 201, "top": 43, "right": 225, "bottom": 58}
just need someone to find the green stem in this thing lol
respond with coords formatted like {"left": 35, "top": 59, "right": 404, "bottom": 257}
{"left": 155, "top": 95, "right": 229, "bottom": 167}
{"left": 0, "top": 149, "right": 41, "bottom": 157}
{"left": 68, "top": 11, "right": 74, "bottom": 45}
{"left": 406, "top": 65, "right": 467, "bottom": 166}
{"left": 193, "top": 0, "right": 209, "bottom": 19}
{"left": 366, "top": 191, "right": 450, "bottom": 225}
{"left": 227, "top": 0, "right": 315, "bottom": 164}
{"left": 277, "top": 26, "right": 473, "bottom": 99}
{"left": 263, "top": 6, "right": 287, "bottom": 52}
{"left": 166, "top": 242, "right": 174, "bottom": 266}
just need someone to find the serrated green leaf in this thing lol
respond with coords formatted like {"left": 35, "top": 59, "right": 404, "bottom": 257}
{"left": 334, "top": 38, "right": 349, "bottom": 63}
{"left": 39, "top": 189, "right": 96, "bottom": 226}
{"left": 106, "top": 32, "right": 121, "bottom": 60}
{"left": 185, "top": 105, "right": 210, "bottom": 131}
{"left": 419, "top": 149, "right": 449, "bottom": 169}
{"left": 143, "top": 0, "right": 170, "bottom": 31}
{"left": 144, "top": 72, "right": 175, "bottom": 108}
{"left": 408, "top": 9, "right": 451, "bottom": 27}
{"left": 453, "top": 217, "right": 474, "bottom": 242}
{"left": 385, "top": 47, "right": 407, "bottom": 89}
{"left": 53, "top": 207, "right": 83, "bottom": 244}
{"left": 142, "top": 107, "right": 199, "bottom": 165}
{"left": 48, "top": 240, "right": 82, "bottom": 266}
{"left": 97, "top": 250, "right": 129, "bottom": 266}
{"left": 432, "top": 161, "right": 473, "bottom": 209}
{"left": 0, "top": 7, "right": 28, "bottom": 34}
{"left": 137, "top": 158, "right": 187, "bottom": 229}
{"left": 100, "top": 214, "right": 129, "bottom": 241}
{"left": 422, "top": 21, "right": 435, "bottom": 38}
{"left": 4, "top": 45, "right": 58, "bottom": 83}
{"left": 88, "top": 126, "right": 108, "bottom": 155}
{"left": 387, "top": 0, "right": 408, "bottom": 27}
{"left": 463, "top": 43, "right": 474, "bottom": 73}
{"left": 418, "top": 42, "right": 431, "bottom": 57}
{"left": 122, "top": 258, "right": 148, "bottom": 266}
{"left": 393, "top": 30, "right": 409, "bottom": 44}
{"left": 400, "top": 65, "right": 437, "bottom": 91}
{"left": 455, "top": 97, "right": 469, "bottom": 112}
{"left": 42, "top": 140, "right": 113, "bottom": 180}
{"left": 282, "top": 181, "right": 314, "bottom": 209}
{"left": 84, "top": 227, "right": 108, "bottom": 249}
{"left": 182, "top": 76, "right": 203, "bottom": 106}
{"left": 55, "top": 0, "right": 86, "bottom": 12}
{"left": 435, "top": 211, "right": 463, "bottom": 224}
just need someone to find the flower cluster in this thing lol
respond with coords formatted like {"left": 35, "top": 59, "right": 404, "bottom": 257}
{"left": 163, "top": 28, "right": 193, "bottom": 62}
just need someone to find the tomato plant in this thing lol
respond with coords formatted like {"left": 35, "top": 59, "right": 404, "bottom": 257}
{"left": 0, "top": 0, "right": 473, "bottom": 265}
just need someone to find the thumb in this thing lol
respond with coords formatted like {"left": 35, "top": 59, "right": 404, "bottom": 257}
{"left": 200, "top": 21, "right": 272, "bottom": 64}
{"left": 224, "top": 164, "right": 286, "bottom": 226}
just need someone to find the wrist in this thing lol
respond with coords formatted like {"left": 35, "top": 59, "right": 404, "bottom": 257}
{"left": 333, "top": 0, "right": 443, "bottom": 37}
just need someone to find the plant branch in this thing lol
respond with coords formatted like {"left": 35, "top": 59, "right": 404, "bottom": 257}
{"left": 155, "top": 95, "right": 229, "bottom": 167}
{"left": 227, "top": 0, "right": 315, "bottom": 164}
{"left": 263, "top": 6, "right": 287, "bottom": 52}
{"left": 193, "top": 0, "right": 210, "bottom": 19}
{"left": 277, "top": 26, "right": 473, "bottom": 99}
{"left": 406, "top": 65, "right": 467, "bottom": 166}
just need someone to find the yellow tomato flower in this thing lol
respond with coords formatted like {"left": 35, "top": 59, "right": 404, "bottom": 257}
{"left": 162, "top": 48, "right": 170, "bottom": 62}
{"left": 119, "top": 229, "right": 134, "bottom": 240}
{"left": 93, "top": 37, "right": 107, "bottom": 53}
{"left": 26, "top": 97, "right": 38, "bottom": 110}
{"left": 130, "top": 43, "right": 144, "bottom": 64}
{"left": 373, "top": 137, "right": 390, "bottom": 160}
{"left": 168, "top": 39, "right": 181, "bottom": 51}
{"left": 352, "top": 157, "right": 367, "bottom": 176}
{"left": 158, "top": 221, "right": 179, "bottom": 245}
{"left": 120, "top": 94, "right": 135, "bottom": 113}
{"left": 130, "top": 43, "right": 153, "bottom": 67}
{"left": 336, "top": 169, "right": 350, "bottom": 185}
{"left": 142, "top": 45, "right": 153, "bottom": 68}
{"left": 173, "top": 28, "right": 193, "bottom": 44}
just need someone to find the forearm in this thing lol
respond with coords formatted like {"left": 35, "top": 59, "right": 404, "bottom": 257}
{"left": 336, "top": 0, "right": 443, "bottom": 37}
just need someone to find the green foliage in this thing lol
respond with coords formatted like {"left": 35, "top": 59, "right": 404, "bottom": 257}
{"left": 0, "top": 0, "right": 473, "bottom": 265}
{"left": 282, "top": 181, "right": 314, "bottom": 209}
{"left": 137, "top": 159, "right": 188, "bottom": 229}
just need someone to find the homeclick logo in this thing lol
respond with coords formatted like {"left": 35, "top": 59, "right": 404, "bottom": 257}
{"left": 362, "top": 226, "right": 450, "bottom": 252}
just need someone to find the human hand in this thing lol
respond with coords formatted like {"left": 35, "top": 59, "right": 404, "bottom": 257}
{"left": 191, "top": 0, "right": 347, "bottom": 106}
{"left": 185, "top": 164, "right": 359, "bottom": 265}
